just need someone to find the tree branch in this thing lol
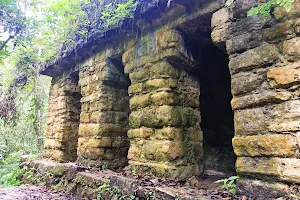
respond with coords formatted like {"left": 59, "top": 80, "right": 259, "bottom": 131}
{"left": 0, "top": 35, "right": 14, "bottom": 51}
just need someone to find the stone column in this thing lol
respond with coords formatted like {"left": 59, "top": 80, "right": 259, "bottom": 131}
{"left": 123, "top": 25, "right": 203, "bottom": 180}
{"left": 77, "top": 50, "right": 130, "bottom": 168}
{"left": 212, "top": 1, "right": 300, "bottom": 198}
{"left": 44, "top": 73, "right": 81, "bottom": 162}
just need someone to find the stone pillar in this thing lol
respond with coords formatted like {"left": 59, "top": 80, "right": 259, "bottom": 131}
{"left": 212, "top": 1, "right": 300, "bottom": 198}
{"left": 123, "top": 26, "right": 203, "bottom": 180}
{"left": 77, "top": 50, "right": 130, "bottom": 168}
{"left": 44, "top": 73, "right": 81, "bottom": 162}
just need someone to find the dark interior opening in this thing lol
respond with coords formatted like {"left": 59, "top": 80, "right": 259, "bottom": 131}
{"left": 67, "top": 71, "right": 82, "bottom": 161}
{"left": 198, "top": 38, "right": 236, "bottom": 173}
{"left": 177, "top": 19, "right": 236, "bottom": 174}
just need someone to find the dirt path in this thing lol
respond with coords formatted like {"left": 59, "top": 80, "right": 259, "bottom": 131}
{"left": 0, "top": 184, "right": 73, "bottom": 200}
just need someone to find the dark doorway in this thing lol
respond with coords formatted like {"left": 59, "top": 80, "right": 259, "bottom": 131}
{"left": 64, "top": 71, "right": 81, "bottom": 161}
{"left": 198, "top": 39, "right": 236, "bottom": 173}
{"left": 177, "top": 20, "right": 236, "bottom": 173}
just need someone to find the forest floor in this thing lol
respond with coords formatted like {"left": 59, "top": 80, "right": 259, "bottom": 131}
{"left": 0, "top": 184, "right": 73, "bottom": 200}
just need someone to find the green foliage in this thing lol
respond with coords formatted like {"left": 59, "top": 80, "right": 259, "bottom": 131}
{"left": 101, "top": 0, "right": 138, "bottom": 30}
{"left": 225, "top": 0, "right": 234, "bottom": 7}
{"left": 101, "top": 164, "right": 109, "bottom": 171}
{"left": 97, "top": 182, "right": 110, "bottom": 200}
{"left": 215, "top": 176, "right": 240, "bottom": 194}
{"left": 225, "top": 0, "right": 295, "bottom": 17}
{"left": 0, "top": 153, "right": 22, "bottom": 187}
{"left": 247, "top": 0, "right": 295, "bottom": 17}
{"left": 96, "top": 182, "right": 138, "bottom": 200}
{"left": 291, "top": 194, "right": 300, "bottom": 199}
{"left": 247, "top": 0, "right": 276, "bottom": 18}
{"left": 22, "top": 166, "right": 40, "bottom": 184}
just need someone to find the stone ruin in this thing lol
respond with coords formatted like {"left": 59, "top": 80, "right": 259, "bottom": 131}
{"left": 39, "top": 0, "right": 300, "bottom": 199}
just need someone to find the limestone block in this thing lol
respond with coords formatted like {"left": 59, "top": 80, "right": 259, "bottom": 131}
{"left": 237, "top": 157, "right": 300, "bottom": 183}
{"left": 211, "top": 8, "right": 231, "bottom": 29}
{"left": 150, "top": 91, "right": 180, "bottom": 107}
{"left": 235, "top": 100, "right": 300, "bottom": 135}
{"left": 45, "top": 150, "right": 65, "bottom": 162}
{"left": 79, "top": 123, "right": 100, "bottom": 137}
{"left": 267, "top": 63, "right": 300, "bottom": 88}
{"left": 81, "top": 103, "right": 89, "bottom": 112}
{"left": 231, "top": 71, "right": 265, "bottom": 95}
{"left": 211, "top": 23, "right": 231, "bottom": 47}
{"left": 231, "top": 0, "right": 257, "bottom": 18}
{"left": 144, "top": 78, "right": 178, "bottom": 91}
{"left": 294, "top": 18, "right": 300, "bottom": 35}
{"left": 229, "top": 44, "right": 279, "bottom": 74}
{"left": 129, "top": 68, "right": 150, "bottom": 83}
{"left": 283, "top": 37, "right": 300, "bottom": 61}
{"left": 78, "top": 147, "right": 105, "bottom": 160}
{"left": 44, "top": 139, "right": 63, "bottom": 150}
{"left": 142, "top": 140, "right": 183, "bottom": 162}
{"left": 237, "top": 178, "right": 290, "bottom": 200}
{"left": 263, "top": 21, "right": 295, "bottom": 43}
{"left": 228, "top": 15, "right": 265, "bottom": 36}
{"left": 128, "top": 83, "right": 143, "bottom": 95}
{"left": 130, "top": 94, "right": 151, "bottom": 111}
{"left": 79, "top": 123, "right": 128, "bottom": 137}
{"left": 129, "top": 107, "right": 157, "bottom": 128}
{"left": 149, "top": 61, "right": 180, "bottom": 80}
{"left": 127, "top": 140, "right": 143, "bottom": 161}
{"left": 128, "top": 160, "right": 201, "bottom": 181}
{"left": 185, "top": 126, "right": 204, "bottom": 142}
{"left": 227, "top": 31, "right": 263, "bottom": 54}
{"left": 129, "top": 106, "right": 199, "bottom": 129}
{"left": 122, "top": 47, "right": 135, "bottom": 65}
{"left": 154, "top": 106, "right": 182, "bottom": 126}
{"left": 155, "top": 28, "right": 182, "bottom": 52}
{"left": 88, "top": 138, "right": 112, "bottom": 148}
{"left": 231, "top": 91, "right": 292, "bottom": 110}
{"left": 236, "top": 157, "right": 280, "bottom": 177}
{"left": 90, "top": 111, "right": 128, "bottom": 126}
{"left": 111, "top": 137, "right": 129, "bottom": 148}
{"left": 268, "top": 100, "right": 300, "bottom": 132}
{"left": 233, "top": 134, "right": 298, "bottom": 157}
{"left": 80, "top": 113, "right": 90, "bottom": 123}
{"left": 127, "top": 128, "right": 154, "bottom": 139}
{"left": 125, "top": 48, "right": 183, "bottom": 74}
{"left": 153, "top": 127, "right": 182, "bottom": 141}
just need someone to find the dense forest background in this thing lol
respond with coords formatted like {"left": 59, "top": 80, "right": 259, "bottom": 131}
{"left": 0, "top": 0, "right": 295, "bottom": 187}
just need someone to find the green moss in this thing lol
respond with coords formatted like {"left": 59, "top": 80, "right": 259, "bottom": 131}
{"left": 50, "top": 166, "right": 65, "bottom": 176}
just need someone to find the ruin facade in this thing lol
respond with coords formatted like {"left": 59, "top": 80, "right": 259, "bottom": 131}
{"left": 41, "top": 0, "right": 300, "bottom": 198}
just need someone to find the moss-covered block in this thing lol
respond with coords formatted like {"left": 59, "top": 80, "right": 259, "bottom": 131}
{"left": 233, "top": 134, "right": 298, "bottom": 157}
{"left": 149, "top": 61, "right": 180, "bottom": 79}
{"left": 142, "top": 140, "right": 184, "bottom": 162}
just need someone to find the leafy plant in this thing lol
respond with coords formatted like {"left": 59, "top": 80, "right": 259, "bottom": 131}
{"left": 291, "top": 194, "right": 300, "bottom": 199}
{"left": 97, "top": 182, "right": 110, "bottom": 200}
{"left": 101, "top": 164, "right": 109, "bottom": 171}
{"left": 0, "top": 153, "right": 23, "bottom": 187}
{"left": 215, "top": 176, "right": 240, "bottom": 194}
{"left": 100, "top": 0, "right": 139, "bottom": 30}
{"left": 225, "top": 0, "right": 295, "bottom": 17}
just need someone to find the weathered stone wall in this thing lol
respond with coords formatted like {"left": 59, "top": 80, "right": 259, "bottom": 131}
{"left": 44, "top": 73, "right": 81, "bottom": 162}
{"left": 212, "top": 0, "right": 300, "bottom": 198}
{"left": 123, "top": 25, "right": 203, "bottom": 180}
{"left": 77, "top": 50, "right": 130, "bottom": 168}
